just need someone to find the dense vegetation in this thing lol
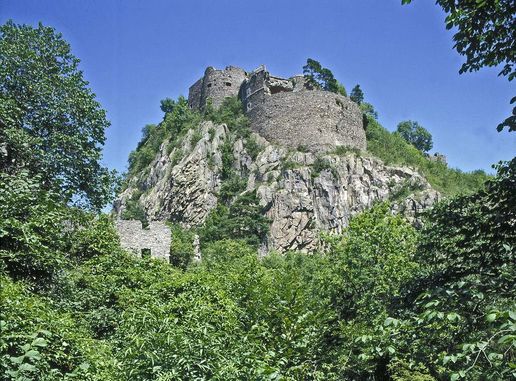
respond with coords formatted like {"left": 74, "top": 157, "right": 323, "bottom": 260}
{"left": 2, "top": 20, "right": 514, "bottom": 381}
{"left": 2, "top": 160, "right": 514, "bottom": 380}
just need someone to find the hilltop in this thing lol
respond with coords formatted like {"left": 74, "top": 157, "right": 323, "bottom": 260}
{"left": 114, "top": 64, "right": 488, "bottom": 255}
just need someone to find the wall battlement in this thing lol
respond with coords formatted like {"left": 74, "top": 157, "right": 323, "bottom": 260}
{"left": 116, "top": 220, "right": 171, "bottom": 261}
{"left": 188, "top": 65, "right": 366, "bottom": 152}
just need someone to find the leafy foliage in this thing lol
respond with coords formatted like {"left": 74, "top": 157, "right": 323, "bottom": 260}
{"left": 0, "top": 276, "right": 115, "bottom": 380}
{"left": 2, "top": 163, "right": 513, "bottom": 379}
{"left": 203, "top": 97, "right": 251, "bottom": 138}
{"left": 396, "top": 120, "right": 433, "bottom": 152}
{"left": 0, "top": 171, "right": 72, "bottom": 285}
{"left": 0, "top": 21, "right": 117, "bottom": 210}
{"left": 350, "top": 84, "right": 364, "bottom": 105}
{"left": 159, "top": 97, "right": 175, "bottom": 114}
{"left": 168, "top": 223, "right": 195, "bottom": 269}
{"left": 403, "top": 0, "right": 515, "bottom": 131}
{"left": 199, "top": 192, "right": 269, "bottom": 248}
{"left": 303, "top": 58, "right": 346, "bottom": 95}
{"left": 389, "top": 158, "right": 516, "bottom": 380}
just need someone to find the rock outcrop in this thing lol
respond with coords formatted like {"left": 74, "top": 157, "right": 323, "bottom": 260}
{"left": 115, "top": 121, "right": 439, "bottom": 253}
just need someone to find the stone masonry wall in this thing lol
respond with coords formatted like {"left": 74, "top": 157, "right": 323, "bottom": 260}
{"left": 116, "top": 220, "right": 171, "bottom": 261}
{"left": 187, "top": 65, "right": 366, "bottom": 153}
{"left": 188, "top": 78, "right": 203, "bottom": 109}
{"left": 188, "top": 66, "right": 247, "bottom": 109}
{"left": 246, "top": 90, "right": 366, "bottom": 152}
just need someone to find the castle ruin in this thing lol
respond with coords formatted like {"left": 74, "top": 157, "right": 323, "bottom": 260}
{"left": 116, "top": 220, "right": 171, "bottom": 261}
{"left": 188, "top": 65, "right": 366, "bottom": 152}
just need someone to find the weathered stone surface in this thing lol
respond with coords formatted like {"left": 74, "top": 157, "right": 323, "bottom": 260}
{"left": 114, "top": 121, "right": 440, "bottom": 254}
{"left": 188, "top": 66, "right": 247, "bottom": 109}
{"left": 116, "top": 121, "right": 227, "bottom": 228}
{"left": 247, "top": 90, "right": 365, "bottom": 153}
{"left": 188, "top": 65, "right": 366, "bottom": 153}
{"left": 116, "top": 220, "right": 171, "bottom": 261}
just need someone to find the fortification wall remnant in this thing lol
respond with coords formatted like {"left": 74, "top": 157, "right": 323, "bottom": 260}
{"left": 188, "top": 66, "right": 247, "bottom": 109}
{"left": 247, "top": 90, "right": 366, "bottom": 152}
{"left": 187, "top": 64, "right": 366, "bottom": 152}
{"left": 116, "top": 220, "right": 171, "bottom": 261}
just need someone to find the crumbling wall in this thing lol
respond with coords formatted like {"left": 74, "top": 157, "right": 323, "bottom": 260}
{"left": 188, "top": 66, "right": 247, "bottom": 110}
{"left": 187, "top": 65, "right": 366, "bottom": 152}
{"left": 116, "top": 220, "right": 171, "bottom": 261}
{"left": 247, "top": 90, "right": 366, "bottom": 152}
{"left": 188, "top": 78, "right": 203, "bottom": 109}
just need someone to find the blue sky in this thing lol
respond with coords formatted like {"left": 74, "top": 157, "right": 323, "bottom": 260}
{"left": 1, "top": 0, "right": 514, "bottom": 173}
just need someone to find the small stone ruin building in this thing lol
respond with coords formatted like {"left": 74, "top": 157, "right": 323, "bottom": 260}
{"left": 115, "top": 220, "right": 171, "bottom": 261}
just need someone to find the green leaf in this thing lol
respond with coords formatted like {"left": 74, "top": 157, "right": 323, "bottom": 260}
{"left": 18, "top": 363, "right": 37, "bottom": 372}
{"left": 24, "top": 350, "right": 41, "bottom": 360}
{"left": 31, "top": 337, "right": 47, "bottom": 347}
{"left": 10, "top": 355, "right": 25, "bottom": 364}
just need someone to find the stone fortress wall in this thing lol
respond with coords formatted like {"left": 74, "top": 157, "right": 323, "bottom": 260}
{"left": 188, "top": 64, "right": 366, "bottom": 152}
{"left": 116, "top": 220, "right": 171, "bottom": 261}
{"left": 188, "top": 66, "right": 247, "bottom": 109}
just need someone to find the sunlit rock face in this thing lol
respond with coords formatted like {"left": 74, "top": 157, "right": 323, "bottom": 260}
{"left": 114, "top": 120, "right": 439, "bottom": 254}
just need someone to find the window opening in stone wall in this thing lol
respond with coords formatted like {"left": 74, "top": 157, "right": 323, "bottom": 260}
{"left": 225, "top": 82, "right": 231, "bottom": 86}
{"left": 207, "top": 83, "right": 212, "bottom": 88}
{"left": 269, "top": 85, "right": 291, "bottom": 95}
{"left": 141, "top": 248, "right": 151, "bottom": 258}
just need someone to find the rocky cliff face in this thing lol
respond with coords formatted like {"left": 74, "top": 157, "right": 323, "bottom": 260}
{"left": 114, "top": 120, "right": 439, "bottom": 253}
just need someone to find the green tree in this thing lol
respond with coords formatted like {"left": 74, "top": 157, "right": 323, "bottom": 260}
{"left": 390, "top": 158, "right": 516, "bottom": 380}
{"left": 159, "top": 97, "right": 176, "bottom": 114}
{"left": 303, "top": 58, "right": 346, "bottom": 95}
{"left": 350, "top": 84, "right": 364, "bottom": 105}
{"left": 361, "top": 102, "right": 378, "bottom": 119}
{"left": 322, "top": 203, "right": 421, "bottom": 378}
{"left": 402, "top": 0, "right": 515, "bottom": 132}
{"left": 396, "top": 120, "right": 433, "bottom": 152}
{"left": 0, "top": 21, "right": 117, "bottom": 210}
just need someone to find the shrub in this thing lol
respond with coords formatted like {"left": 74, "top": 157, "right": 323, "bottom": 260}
{"left": 199, "top": 192, "right": 269, "bottom": 248}
{"left": 169, "top": 223, "right": 195, "bottom": 269}
{"left": 0, "top": 275, "right": 116, "bottom": 380}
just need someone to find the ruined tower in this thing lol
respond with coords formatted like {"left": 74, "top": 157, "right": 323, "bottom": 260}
{"left": 188, "top": 66, "right": 247, "bottom": 109}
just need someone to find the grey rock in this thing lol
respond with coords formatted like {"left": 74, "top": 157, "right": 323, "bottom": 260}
{"left": 115, "top": 122, "right": 440, "bottom": 253}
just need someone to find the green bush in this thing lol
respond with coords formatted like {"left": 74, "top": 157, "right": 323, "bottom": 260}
{"left": 204, "top": 97, "right": 250, "bottom": 138}
{"left": 0, "top": 275, "right": 116, "bottom": 380}
{"left": 199, "top": 192, "right": 269, "bottom": 248}
{"left": 168, "top": 223, "right": 195, "bottom": 269}
{"left": 0, "top": 171, "right": 71, "bottom": 286}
